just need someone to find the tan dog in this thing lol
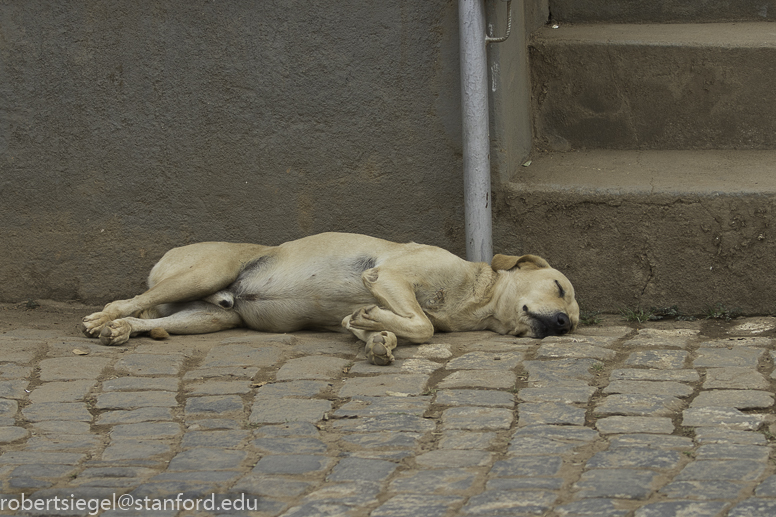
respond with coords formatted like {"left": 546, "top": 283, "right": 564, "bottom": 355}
{"left": 81, "top": 232, "right": 579, "bottom": 365}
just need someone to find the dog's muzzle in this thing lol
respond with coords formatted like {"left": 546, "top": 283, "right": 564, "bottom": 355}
{"left": 530, "top": 311, "right": 572, "bottom": 338}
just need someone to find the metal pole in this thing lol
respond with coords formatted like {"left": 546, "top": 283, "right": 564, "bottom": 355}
{"left": 459, "top": 0, "right": 493, "bottom": 263}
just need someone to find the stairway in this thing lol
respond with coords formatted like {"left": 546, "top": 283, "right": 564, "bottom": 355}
{"left": 495, "top": 5, "right": 776, "bottom": 316}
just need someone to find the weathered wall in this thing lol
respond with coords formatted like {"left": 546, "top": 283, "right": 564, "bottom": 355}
{"left": 530, "top": 24, "right": 776, "bottom": 152}
{"left": 486, "top": 0, "right": 535, "bottom": 184}
{"left": 1, "top": 1, "right": 467, "bottom": 303}
{"left": 549, "top": 0, "right": 776, "bottom": 23}
{"left": 496, "top": 186, "right": 776, "bottom": 317}
{"left": 495, "top": 150, "right": 776, "bottom": 316}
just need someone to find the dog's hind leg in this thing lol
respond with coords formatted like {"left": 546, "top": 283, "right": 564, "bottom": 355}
{"left": 81, "top": 242, "right": 268, "bottom": 339}
{"left": 98, "top": 302, "right": 243, "bottom": 346}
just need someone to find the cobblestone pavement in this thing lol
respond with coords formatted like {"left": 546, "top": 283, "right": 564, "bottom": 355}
{"left": 1, "top": 307, "right": 776, "bottom": 516}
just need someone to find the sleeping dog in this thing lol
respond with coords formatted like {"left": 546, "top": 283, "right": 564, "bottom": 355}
{"left": 81, "top": 232, "right": 579, "bottom": 365}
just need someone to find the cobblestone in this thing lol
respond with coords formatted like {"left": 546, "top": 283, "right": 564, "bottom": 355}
{"left": 96, "top": 407, "right": 175, "bottom": 425}
{"left": 28, "top": 380, "right": 96, "bottom": 403}
{"left": 624, "top": 350, "right": 689, "bottom": 369}
{"left": 596, "top": 416, "right": 675, "bottom": 434}
{"left": 415, "top": 450, "right": 493, "bottom": 468}
{"left": 435, "top": 388, "right": 515, "bottom": 407}
{"left": 22, "top": 402, "right": 92, "bottom": 422}
{"left": 1, "top": 309, "right": 776, "bottom": 516}
{"left": 338, "top": 373, "right": 430, "bottom": 397}
{"left": 535, "top": 342, "right": 616, "bottom": 360}
{"left": 675, "top": 459, "right": 768, "bottom": 481}
{"left": 693, "top": 427, "right": 768, "bottom": 445}
{"left": 438, "top": 431, "right": 497, "bottom": 450}
{"left": 610, "top": 368, "right": 700, "bottom": 382}
{"left": 518, "top": 401, "right": 587, "bottom": 426}
{"left": 574, "top": 468, "right": 663, "bottom": 499}
{"left": 389, "top": 469, "right": 478, "bottom": 493}
{"left": 519, "top": 385, "right": 597, "bottom": 403}
{"left": 441, "top": 406, "right": 514, "bottom": 430}
{"left": 693, "top": 347, "right": 766, "bottom": 368}
{"left": 446, "top": 351, "right": 525, "bottom": 369}
{"left": 113, "top": 353, "right": 185, "bottom": 376}
{"left": 95, "top": 391, "right": 178, "bottom": 409}
{"left": 703, "top": 367, "right": 770, "bottom": 389}
{"left": 250, "top": 398, "right": 332, "bottom": 424}
{"left": 594, "top": 393, "right": 684, "bottom": 417}
{"left": 436, "top": 370, "right": 516, "bottom": 389}
{"left": 523, "top": 358, "right": 602, "bottom": 386}
{"left": 690, "top": 389, "right": 774, "bottom": 409}
{"left": 681, "top": 407, "right": 767, "bottom": 430}
{"left": 603, "top": 380, "right": 694, "bottom": 398}
{"left": 624, "top": 329, "right": 698, "bottom": 348}
{"left": 37, "top": 357, "right": 111, "bottom": 381}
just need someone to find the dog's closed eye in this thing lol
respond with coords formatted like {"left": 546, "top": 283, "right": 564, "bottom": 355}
{"left": 555, "top": 280, "right": 566, "bottom": 299}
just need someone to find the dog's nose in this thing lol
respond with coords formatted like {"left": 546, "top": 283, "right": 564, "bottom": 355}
{"left": 543, "top": 312, "right": 571, "bottom": 336}
{"left": 533, "top": 311, "right": 572, "bottom": 337}
{"left": 556, "top": 312, "right": 570, "bottom": 330}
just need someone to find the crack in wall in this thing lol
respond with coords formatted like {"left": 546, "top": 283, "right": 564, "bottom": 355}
{"left": 606, "top": 44, "right": 639, "bottom": 146}
{"left": 640, "top": 256, "right": 656, "bottom": 297}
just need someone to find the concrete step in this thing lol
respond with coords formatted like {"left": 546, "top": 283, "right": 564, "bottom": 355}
{"left": 530, "top": 23, "right": 776, "bottom": 151}
{"left": 493, "top": 150, "right": 776, "bottom": 315}
{"left": 549, "top": 0, "right": 776, "bottom": 24}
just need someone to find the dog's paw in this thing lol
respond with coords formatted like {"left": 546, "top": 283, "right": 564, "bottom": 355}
{"left": 365, "top": 331, "right": 397, "bottom": 366}
{"left": 350, "top": 305, "right": 383, "bottom": 330}
{"left": 99, "top": 319, "right": 132, "bottom": 346}
{"left": 80, "top": 312, "right": 114, "bottom": 338}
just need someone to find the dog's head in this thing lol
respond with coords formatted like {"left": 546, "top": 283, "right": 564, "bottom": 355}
{"left": 489, "top": 254, "right": 579, "bottom": 339}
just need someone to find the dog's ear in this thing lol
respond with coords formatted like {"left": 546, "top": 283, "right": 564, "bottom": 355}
{"left": 491, "top": 254, "right": 550, "bottom": 271}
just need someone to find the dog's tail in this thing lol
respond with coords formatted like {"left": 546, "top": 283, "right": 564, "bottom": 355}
{"left": 149, "top": 327, "right": 170, "bottom": 340}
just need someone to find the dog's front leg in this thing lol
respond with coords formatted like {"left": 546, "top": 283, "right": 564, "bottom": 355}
{"left": 341, "top": 315, "right": 398, "bottom": 366}
{"left": 351, "top": 268, "right": 435, "bottom": 343}
{"left": 342, "top": 267, "right": 435, "bottom": 365}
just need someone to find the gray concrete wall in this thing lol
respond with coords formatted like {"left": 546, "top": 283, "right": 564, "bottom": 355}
{"left": 530, "top": 24, "right": 776, "bottom": 152}
{"left": 486, "top": 0, "right": 536, "bottom": 184}
{"left": 549, "top": 0, "right": 776, "bottom": 23}
{"left": 496, "top": 150, "right": 776, "bottom": 316}
{"left": 1, "top": 1, "right": 470, "bottom": 303}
